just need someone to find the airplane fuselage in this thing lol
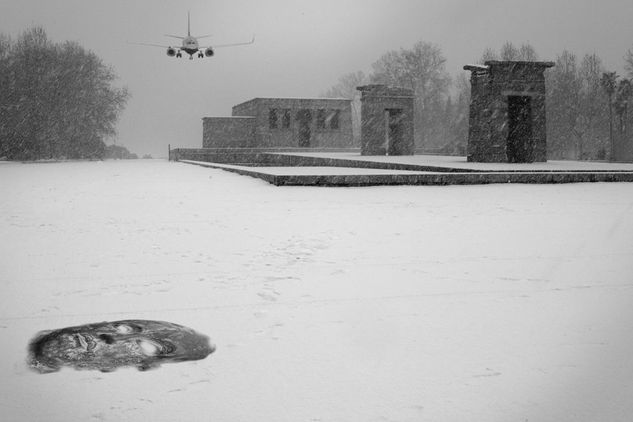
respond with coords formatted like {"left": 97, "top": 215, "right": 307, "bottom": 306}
{"left": 180, "top": 36, "right": 199, "bottom": 56}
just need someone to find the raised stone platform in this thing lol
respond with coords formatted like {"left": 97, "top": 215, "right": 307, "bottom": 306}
{"left": 176, "top": 151, "right": 633, "bottom": 186}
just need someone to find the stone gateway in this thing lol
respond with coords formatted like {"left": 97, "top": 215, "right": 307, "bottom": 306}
{"left": 463, "top": 61, "right": 554, "bottom": 163}
{"left": 357, "top": 85, "right": 415, "bottom": 156}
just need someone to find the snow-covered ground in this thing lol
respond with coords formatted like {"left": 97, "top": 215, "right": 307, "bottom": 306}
{"left": 1, "top": 159, "right": 633, "bottom": 421}
{"left": 283, "top": 152, "right": 633, "bottom": 172}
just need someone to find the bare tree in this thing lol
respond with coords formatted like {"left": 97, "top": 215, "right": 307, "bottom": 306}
{"left": 547, "top": 50, "right": 582, "bottom": 159}
{"left": 479, "top": 42, "right": 539, "bottom": 63}
{"left": 444, "top": 73, "right": 470, "bottom": 155}
{"left": 321, "top": 71, "right": 367, "bottom": 146}
{"left": 500, "top": 42, "right": 519, "bottom": 60}
{"left": 615, "top": 78, "right": 632, "bottom": 134}
{"left": 370, "top": 41, "right": 450, "bottom": 149}
{"left": 518, "top": 44, "right": 539, "bottom": 61}
{"left": 601, "top": 71, "right": 618, "bottom": 160}
{"left": 478, "top": 47, "right": 498, "bottom": 63}
{"left": 0, "top": 33, "right": 12, "bottom": 157}
{"left": 322, "top": 71, "right": 367, "bottom": 99}
{"left": 0, "top": 26, "right": 130, "bottom": 160}
{"left": 624, "top": 48, "right": 633, "bottom": 79}
{"left": 577, "top": 54, "right": 609, "bottom": 159}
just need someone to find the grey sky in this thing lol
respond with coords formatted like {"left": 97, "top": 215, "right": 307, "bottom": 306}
{"left": 1, "top": 0, "right": 632, "bottom": 157}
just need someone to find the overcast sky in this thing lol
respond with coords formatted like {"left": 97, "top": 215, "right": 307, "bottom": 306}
{"left": 2, "top": 0, "right": 632, "bottom": 157}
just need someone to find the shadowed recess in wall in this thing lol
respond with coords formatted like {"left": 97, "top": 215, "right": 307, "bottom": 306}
{"left": 27, "top": 320, "right": 215, "bottom": 373}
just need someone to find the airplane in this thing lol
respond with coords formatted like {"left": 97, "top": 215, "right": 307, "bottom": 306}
{"left": 131, "top": 12, "right": 254, "bottom": 60}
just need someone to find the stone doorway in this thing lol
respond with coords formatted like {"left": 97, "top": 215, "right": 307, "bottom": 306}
{"left": 385, "top": 109, "right": 404, "bottom": 155}
{"left": 507, "top": 96, "right": 533, "bottom": 163}
{"left": 296, "top": 109, "right": 312, "bottom": 147}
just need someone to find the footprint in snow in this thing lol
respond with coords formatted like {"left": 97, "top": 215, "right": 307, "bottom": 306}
{"left": 257, "top": 292, "right": 278, "bottom": 302}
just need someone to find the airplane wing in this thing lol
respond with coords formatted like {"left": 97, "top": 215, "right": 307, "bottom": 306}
{"left": 206, "top": 36, "right": 255, "bottom": 49}
{"left": 128, "top": 41, "right": 172, "bottom": 48}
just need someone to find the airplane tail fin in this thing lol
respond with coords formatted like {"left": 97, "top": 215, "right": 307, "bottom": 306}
{"left": 187, "top": 11, "right": 191, "bottom": 37}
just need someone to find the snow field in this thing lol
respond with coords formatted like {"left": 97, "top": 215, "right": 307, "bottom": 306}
{"left": 1, "top": 160, "right": 633, "bottom": 421}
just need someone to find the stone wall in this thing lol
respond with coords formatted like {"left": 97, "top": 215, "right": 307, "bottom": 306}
{"left": 231, "top": 98, "right": 353, "bottom": 148}
{"left": 202, "top": 117, "right": 256, "bottom": 148}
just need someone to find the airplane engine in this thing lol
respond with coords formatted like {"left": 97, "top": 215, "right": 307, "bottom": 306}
{"left": 205, "top": 47, "right": 215, "bottom": 57}
{"left": 166, "top": 47, "right": 176, "bottom": 57}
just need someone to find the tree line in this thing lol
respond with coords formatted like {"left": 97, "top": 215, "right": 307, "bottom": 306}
{"left": 323, "top": 41, "right": 633, "bottom": 160}
{"left": 0, "top": 27, "right": 130, "bottom": 160}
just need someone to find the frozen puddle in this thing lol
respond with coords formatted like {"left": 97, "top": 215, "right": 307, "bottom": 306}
{"left": 27, "top": 320, "right": 215, "bottom": 373}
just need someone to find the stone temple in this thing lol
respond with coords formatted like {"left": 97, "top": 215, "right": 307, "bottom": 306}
{"left": 202, "top": 97, "right": 353, "bottom": 149}
{"left": 463, "top": 61, "right": 555, "bottom": 163}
